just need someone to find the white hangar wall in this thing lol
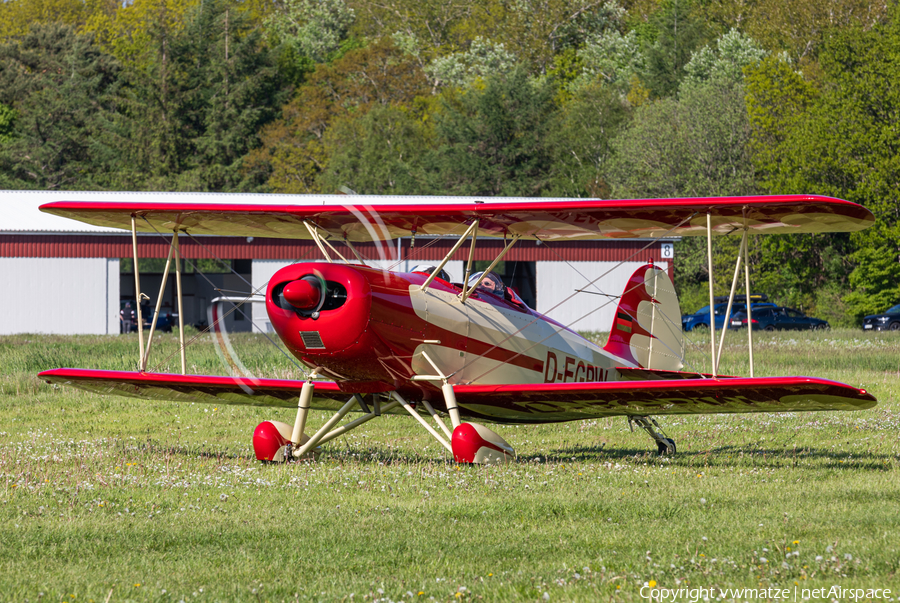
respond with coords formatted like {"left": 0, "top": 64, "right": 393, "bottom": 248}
{"left": 535, "top": 261, "right": 669, "bottom": 334}
{"left": 0, "top": 257, "right": 119, "bottom": 335}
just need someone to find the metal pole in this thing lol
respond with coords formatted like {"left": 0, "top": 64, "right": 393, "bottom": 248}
{"left": 743, "top": 226, "right": 754, "bottom": 378}
{"left": 173, "top": 231, "right": 186, "bottom": 375}
{"left": 131, "top": 216, "right": 145, "bottom": 366}
{"left": 706, "top": 213, "right": 717, "bottom": 378}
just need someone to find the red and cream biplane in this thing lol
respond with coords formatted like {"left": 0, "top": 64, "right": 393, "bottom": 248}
{"left": 38, "top": 194, "right": 877, "bottom": 463}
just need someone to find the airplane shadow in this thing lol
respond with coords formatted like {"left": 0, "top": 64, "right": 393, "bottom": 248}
{"left": 125, "top": 440, "right": 896, "bottom": 472}
{"left": 526, "top": 443, "right": 897, "bottom": 471}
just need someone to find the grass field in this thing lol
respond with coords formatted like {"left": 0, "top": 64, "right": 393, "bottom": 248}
{"left": 1, "top": 329, "right": 898, "bottom": 602}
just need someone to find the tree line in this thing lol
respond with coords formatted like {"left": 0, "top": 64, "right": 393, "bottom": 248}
{"left": 0, "top": 0, "right": 897, "bottom": 325}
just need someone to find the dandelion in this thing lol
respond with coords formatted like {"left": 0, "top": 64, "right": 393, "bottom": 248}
{"left": 418, "top": 592, "right": 425, "bottom": 596}
{"left": 793, "top": 540, "right": 800, "bottom": 545}
{"left": 649, "top": 581, "right": 657, "bottom": 588}
{"left": 760, "top": 558, "right": 768, "bottom": 563}
{"left": 700, "top": 498, "right": 706, "bottom": 504}
{"left": 542, "top": 593, "right": 550, "bottom": 601}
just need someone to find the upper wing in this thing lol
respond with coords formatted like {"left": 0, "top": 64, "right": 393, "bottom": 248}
{"left": 40, "top": 368, "right": 875, "bottom": 424}
{"left": 38, "top": 193, "right": 873, "bottom": 241}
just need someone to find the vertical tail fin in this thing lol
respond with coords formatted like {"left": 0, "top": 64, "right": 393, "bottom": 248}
{"left": 603, "top": 264, "right": 684, "bottom": 370}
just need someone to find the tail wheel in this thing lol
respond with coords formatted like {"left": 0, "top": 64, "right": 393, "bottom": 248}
{"left": 657, "top": 438, "right": 676, "bottom": 455}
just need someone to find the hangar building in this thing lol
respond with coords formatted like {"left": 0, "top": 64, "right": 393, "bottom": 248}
{"left": 1, "top": 191, "right": 674, "bottom": 336}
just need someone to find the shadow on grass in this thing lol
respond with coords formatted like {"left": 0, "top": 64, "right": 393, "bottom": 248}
{"left": 125, "top": 438, "right": 898, "bottom": 472}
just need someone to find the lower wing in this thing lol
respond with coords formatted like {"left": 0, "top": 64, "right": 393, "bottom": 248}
{"left": 39, "top": 368, "right": 875, "bottom": 424}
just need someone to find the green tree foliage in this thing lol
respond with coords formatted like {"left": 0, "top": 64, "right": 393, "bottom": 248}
{"left": 248, "top": 39, "right": 429, "bottom": 193}
{"left": 0, "top": 103, "right": 16, "bottom": 144}
{"left": 546, "top": 83, "right": 630, "bottom": 197}
{"left": 266, "top": 0, "right": 356, "bottom": 63}
{"left": 696, "top": 0, "right": 890, "bottom": 64}
{"left": 112, "top": 0, "right": 287, "bottom": 191}
{"left": 683, "top": 28, "right": 768, "bottom": 86}
{"left": 0, "top": 0, "right": 89, "bottom": 39}
{"left": 844, "top": 246, "right": 900, "bottom": 320}
{"left": 0, "top": 23, "right": 123, "bottom": 189}
{"left": 425, "top": 37, "right": 517, "bottom": 88}
{"left": 608, "top": 74, "right": 756, "bottom": 301}
{"left": 575, "top": 29, "right": 645, "bottom": 94}
{"left": 319, "top": 106, "right": 431, "bottom": 194}
{"left": 642, "top": 0, "right": 709, "bottom": 97}
{"left": 421, "top": 68, "right": 558, "bottom": 196}
{"left": 746, "top": 13, "right": 900, "bottom": 317}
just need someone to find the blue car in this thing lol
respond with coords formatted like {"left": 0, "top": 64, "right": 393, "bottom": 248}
{"left": 730, "top": 306, "right": 828, "bottom": 331}
{"left": 862, "top": 304, "right": 900, "bottom": 331}
{"left": 682, "top": 302, "right": 774, "bottom": 331}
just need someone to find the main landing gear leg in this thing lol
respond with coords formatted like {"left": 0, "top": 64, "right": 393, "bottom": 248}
{"left": 629, "top": 416, "right": 676, "bottom": 455}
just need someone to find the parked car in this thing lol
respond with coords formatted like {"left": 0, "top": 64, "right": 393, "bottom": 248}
{"left": 730, "top": 306, "right": 829, "bottom": 331}
{"left": 682, "top": 302, "right": 774, "bottom": 331}
{"left": 119, "top": 300, "right": 174, "bottom": 333}
{"left": 862, "top": 304, "right": 900, "bottom": 331}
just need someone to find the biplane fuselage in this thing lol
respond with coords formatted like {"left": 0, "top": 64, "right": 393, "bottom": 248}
{"left": 266, "top": 262, "right": 624, "bottom": 402}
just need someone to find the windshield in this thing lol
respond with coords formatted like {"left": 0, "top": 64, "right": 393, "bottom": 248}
{"left": 886, "top": 304, "right": 900, "bottom": 314}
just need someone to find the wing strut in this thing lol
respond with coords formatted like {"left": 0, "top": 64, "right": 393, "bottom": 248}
{"left": 141, "top": 236, "right": 175, "bottom": 371}
{"left": 130, "top": 215, "right": 146, "bottom": 365}
{"left": 460, "top": 234, "right": 521, "bottom": 303}
{"left": 715, "top": 227, "right": 747, "bottom": 374}
{"left": 417, "top": 220, "right": 479, "bottom": 292}
{"left": 743, "top": 222, "right": 755, "bottom": 377}
{"left": 173, "top": 231, "right": 187, "bottom": 375}
{"left": 706, "top": 213, "right": 717, "bottom": 378}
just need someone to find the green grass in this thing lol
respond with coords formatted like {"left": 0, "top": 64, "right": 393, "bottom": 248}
{"left": 1, "top": 330, "right": 898, "bottom": 602}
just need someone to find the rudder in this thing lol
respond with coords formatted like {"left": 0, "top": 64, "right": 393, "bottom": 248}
{"left": 604, "top": 264, "right": 684, "bottom": 370}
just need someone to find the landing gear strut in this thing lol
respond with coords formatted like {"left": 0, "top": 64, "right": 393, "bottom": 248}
{"left": 629, "top": 416, "right": 676, "bottom": 455}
